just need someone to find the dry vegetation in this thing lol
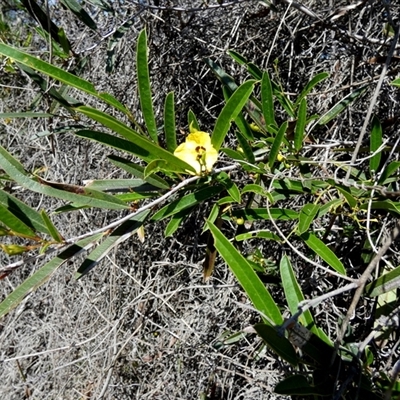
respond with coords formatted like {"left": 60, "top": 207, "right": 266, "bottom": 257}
{"left": 1, "top": 0, "right": 400, "bottom": 399}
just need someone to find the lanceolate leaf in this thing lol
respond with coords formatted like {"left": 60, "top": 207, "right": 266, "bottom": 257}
{"left": 365, "top": 265, "right": 400, "bottom": 297}
{"left": 164, "top": 92, "right": 177, "bottom": 152}
{"left": 280, "top": 255, "right": 316, "bottom": 331}
{"left": 0, "top": 233, "right": 103, "bottom": 320}
{"left": 226, "top": 208, "right": 299, "bottom": 221}
{"left": 107, "top": 155, "right": 170, "bottom": 189}
{"left": 261, "top": 71, "right": 276, "bottom": 128}
{"left": 0, "top": 43, "right": 129, "bottom": 114}
{"left": 370, "top": 115, "right": 382, "bottom": 174}
{"left": 0, "top": 204, "right": 38, "bottom": 238}
{"left": 75, "top": 211, "right": 150, "bottom": 279}
{"left": 316, "top": 86, "right": 368, "bottom": 126}
{"left": 207, "top": 221, "right": 283, "bottom": 325}
{"left": 60, "top": 0, "right": 97, "bottom": 30}
{"left": 152, "top": 185, "right": 224, "bottom": 221}
{"left": 40, "top": 210, "right": 64, "bottom": 243}
{"left": 300, "top": 232, "right": 346, "bottom": 275}
{"left": 0, "top": 146, "right": 129, "bottom": 210}
{"left": 212, "top": 80, "right": 256, "bottom": 150}
{"left": 294, "top": 98, "right": 307, "bottom": 152}
{"left": 297, "top": 203, "right": 320, "bottom": 235}
{"left": 137, "top": 29, "right": 158, "bottom": 142}
{"left": 269, "top": 121, "right": 288, "bottom": 169}
{"left": 74, "top": 108, "right": 195, "bottom": 173}
{"left": 295, "top": 72, "right": 329, "bottom": 107}
{"left": 0, "top": 190, "right": 50, "bottom": 235}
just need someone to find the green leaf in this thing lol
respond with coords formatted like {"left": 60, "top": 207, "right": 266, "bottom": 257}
{"left": 294, "top": 72, "right": 329, "bottom": 107}
{"left": 370, "top": 115, "right": 382, "bottom": 173}
{"left": 226, "top": 208, "right": 299, "bottom": 221}
{"left": 261, "top": 71, "right": 276, "bottom": 128}
{"left": 216, "top": 172, "right": 241, "bottom": 203}
{"left": 391, "top": 77, "right": 400, "bottom": 87}
{"left": 297, "top": 203, "right": 320, "bottom": 235}
{"left": 164, "top": 92, "right": 177, "bottom": 152}
{"left": 359, "top": 200, "right": 400, "bottom": 215}
{"left": 0, "top": 190, "right": 50, "bottom": 235}
{"left": 0, "top": 204, "right": 38, "bottom": 238}
{"left": 269, "top": 121, "right": 288, "bottom": 169}
{"left": 0, "top": 112, "right": 53, "bottom": 118}
{"left": 137, "top": 29, "right": 158, "bottom": 142}
{"left": 316, "top": 86, "right": 368, "bottom": 126}
{"left": 107, "top": 155, "right": 170, "bottom": 190}
{"left": 0, "top": 43, "right": 129, "bottom": 114}
{"left": 144, "top": 159, "right": 187, "bottom": 177}
{"left": 300, "top": 232, "right": 347, "bottom": 275}
{"left": 152, "top": 185, "right": 224, "bottom": 221}
{"left": 74, "top": 109, "right": 195, "bottom": 173}
{"left": 365, "top": 265, "right": 400, "bottom": 297}
{"left": 83, "top": 179, "right": 161, "bottom": 193}
{"left": 280, "top": 255, "right": 315, "bottom": 330}
{"left": 294, "top": 98, "right": 307, "bottom": 152}
{"left": 211, "top": 80, "right": 256, "bottom": 150}
{"left": 164, "top": 207, "right": 194, "bottom": 237}
{"left": 187, "top": 110, "right": 200, "bottom": 131}
{"left": 235, "top": 130, "right": 255, "bottom": 163}
{"left": 40, "top": 210, "right": 64, "bottom": 243}
{"left": 60, "top": 0, "right": 97, "bottom": 30}
{"left": 378, "top": 161, "right": 400, "bottom": 185}
{"left": 0, "top": 146, "right": 129, "bottom": 210}
{"left": 75, "top": 211, "right": 149, "bottom": 279}
{"left": 275, "top": 375, "right": 332, "bottom": 396}
{"left": 235, "top": 230, "right": 281, "bottom": 242}
{"left": 0, "top": 233, "right": 103, "bottom": 319}
{"left": 207, "top": 221, "right": 283, "bottom": 325}
{"left": 254, "top": 323, "right": 298, "bottom": 366}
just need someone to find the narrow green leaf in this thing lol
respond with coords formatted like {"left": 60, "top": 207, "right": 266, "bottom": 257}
{"left": 297, "top": 203, "right": 320, "bottom": 235}
{"left": 208, "top": 221, "right": 283, "bottom": 325}
{"left": 261, "top": 71, "right": 276, "bottom": 128}
{"left": 0, "top": 43, "right": 129, "bottom": 114}
{"left": 0, "top": 233, "right": 103, "bottom": 320}
{"left": 370, "top": 115, "right": 382, "bottom": 173}
{"left": 0, "top": 204, "right": 37, "bottom": 238}
{"left": 144, "top": 159, "right": 187, "bottom": 177}
{"left": 84, "top": 179, "right": 161, "bottom": 192}
{"left": 227, "top": 49, "right": 248, "bottom": 65}
{"left": 235, "top": 130, "right": 255, "bottom": 163}
{"left": 294, "top": 98, "right": 307, "bottom": 152}
{"left": 235, "top": 230, "right": 281, "bottom": 242}
{"left": 280, "top": 255, "right": 315, "bottom": 330}
{"left": 0, "top": 146, "right": 129, "bottom": 210}
{"left": 212, "top": 80, "right": 256, "bottom": 150}
{"left": 137, "top": 29, "right": 158, "bottom": 142}
{"left": 0, "top": 112, "right": 53, "bottom": 118}
{"left": 75, "top": 211, "right": 149, "bottom": 279}
{"left": 74, "top": 109, "right": 195, "bottom": 173}
{"left": 390, "top": 77, "right": 400, "bottom": 87}
{"left": 359, "top": 200, "right": 400, "bottom": 214}
{"left": 57, "top": 27, "right": 70, "bottom": 55}
{"left": 378, "top": 161, "right": 400, "bottom": 185}
{"left": 164, "top": 92, "right": 177, "bottom": 152}
{"left": 300, "top": 232, "right": 346, "bottom": 275}
{"left": 216, "top": 172, "right": 241, "bottom": 203}
{"left": 40, "top": 210, "right": 64, "bottom": 243}
{"left": 254, "top": 323, "right": 298, "bottom": 366}
{"left": 269, "top": 121, "right": 288, "bottom": 169}
{"left": 294, "top": 72, "right": 329, "bottom": 107}
{"left": 60, "top": 0, "right": 97, "bottom": 30}
{"left": 152, "top": 185, "right": 224, "bottom": 221}
{"left": 365, "top": 265, "right": 400, "bottom": 297}
{"left": 317, "top": 86, "right": 368, "bottom": 126}
{"left": 226, "top": 208, "right": 299, "bottom": 221}
{"left": 165, "top": 207, "right": 194, "bottom": 237}
{"left": 107, "top": 155, "right": 170, "bottom": 189}
{"left": 0, "top": 190, "right": 50, "bottom": 235}
{"left": 187, "top": 110, "right": 200, "bottom": 131}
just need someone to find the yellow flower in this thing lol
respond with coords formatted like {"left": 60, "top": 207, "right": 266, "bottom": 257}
{"left": 174, "top": 131, "right": 218, "bottom": 175}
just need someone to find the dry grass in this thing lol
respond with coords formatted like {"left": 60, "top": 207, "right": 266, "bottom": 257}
{"left": 1, "top": 0, "right": 400, "bottom": 398}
